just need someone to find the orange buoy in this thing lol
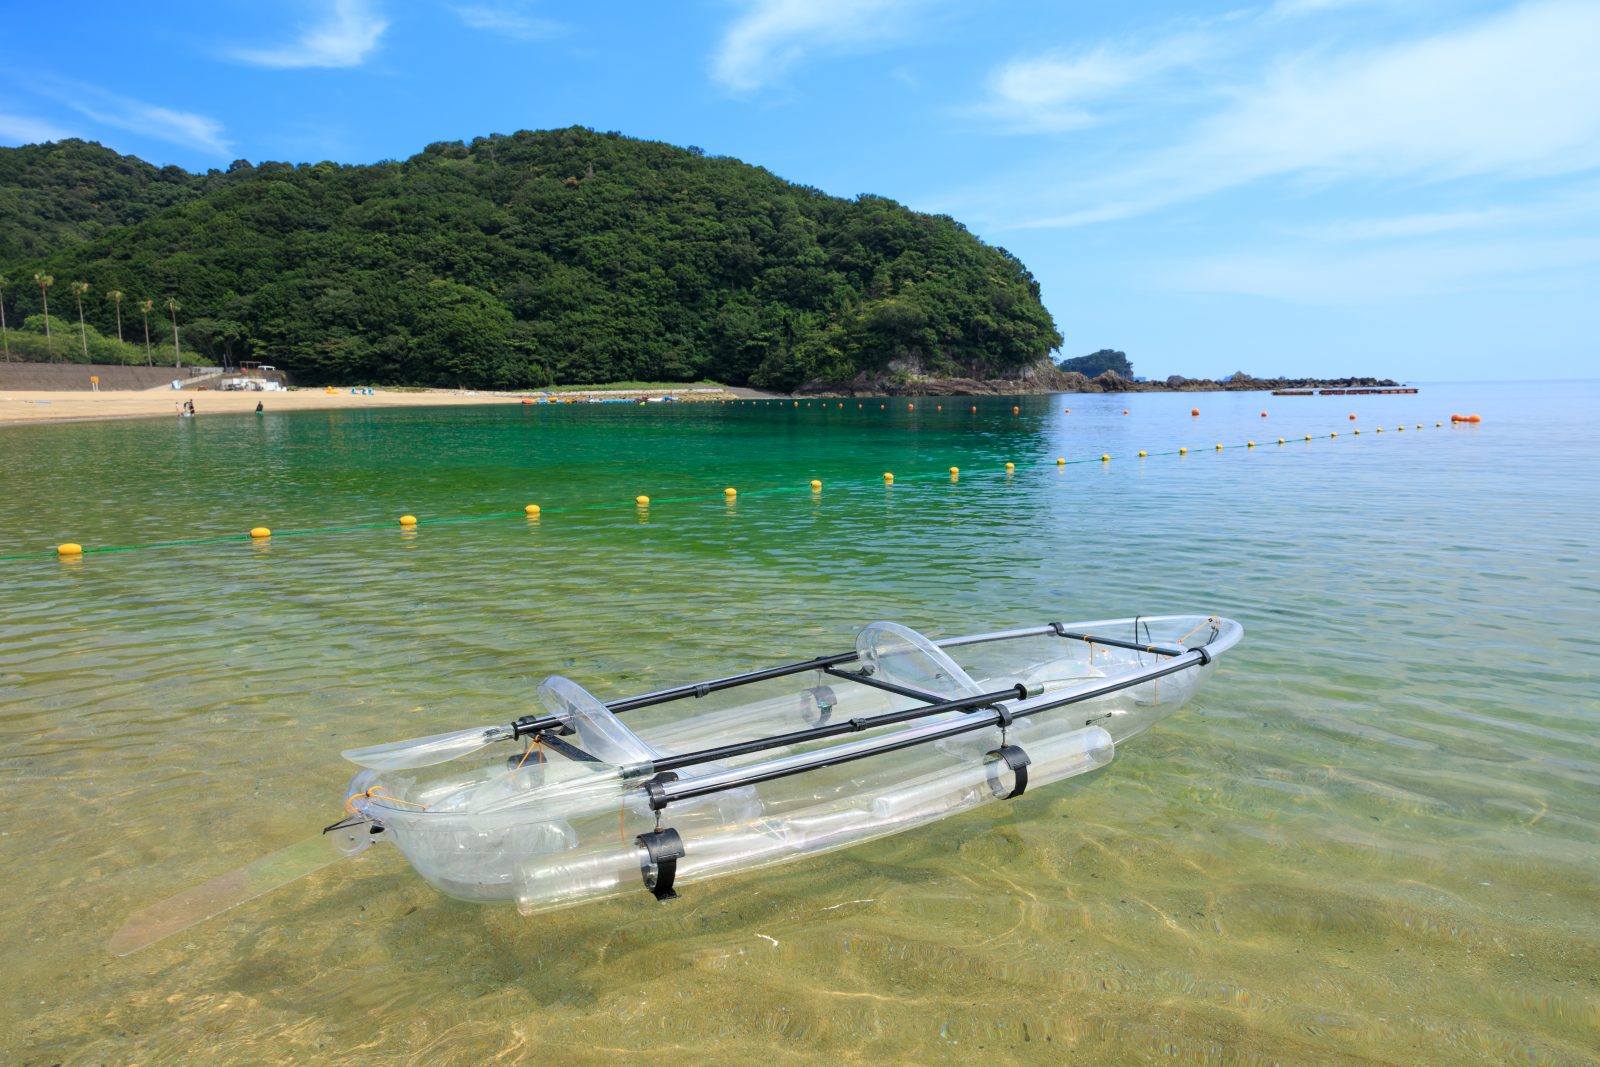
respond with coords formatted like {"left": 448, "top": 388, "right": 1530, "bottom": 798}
{"left": 1349, "top": 414, "right": 1356, "bottom": 420}
{"left": 1467, "top": 414, "right": 1481, "bottom": 423}
{"left": 1063, "top": 408, "right": 1070, "bottom": 414}
{"left": 1123, "top": 409, "right": 1129, "bottom": 415}
{"left": 1012, "top": 406, "right": 1019, "bottom": 414}
{"left": 1191, "top": 408, "right": 1200, "bottom": 416}
{"left": 1260, "top": 412, "right": 1267, "bottom": 418}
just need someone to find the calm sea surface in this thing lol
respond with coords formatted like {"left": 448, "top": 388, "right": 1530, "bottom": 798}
{"left": 1, "top": 382, "right": 1596, "bottom": 1065}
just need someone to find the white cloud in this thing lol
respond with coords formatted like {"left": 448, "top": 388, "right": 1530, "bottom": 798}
{"left": 1173, "top": 235, "right": 1600, "bottom": 301}
{"left": 712, "top": 0, "right": 925, "bottom": 92}
{"left": 1266, "top": 0, "right": 1391, "bottom": 18}
{"left": 232, "top": 0, "right": 388, "bottom": 69}
{"left": 1292, "top": 183, "right": 1600, "bottom": 242}
{"left": 1294, "top": 208, "right": 1526, "bottom": 242}
{"left": 0, "top": 111, "right": 72, "bottom": 145}
{"left": 979, "top": 35, "right": 1209, "bottom": 132}
{"left": 993, "top": 0, "right": 1600, "bottom": 229}
{"left": 454, "top": 4, "right": 563, "bottom": 41}
{"left": 37, "top": 82, "right": 231, "bottom": 157}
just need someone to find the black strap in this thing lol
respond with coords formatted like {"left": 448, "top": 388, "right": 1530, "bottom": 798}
{"left": 636, "top": 828, "right": 685, "bottom": 901}
{"left": 985, "top": 744, "right": 1031, "bottom": 799}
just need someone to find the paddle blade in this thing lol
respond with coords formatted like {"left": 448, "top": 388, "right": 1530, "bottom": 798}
{"left": 109, "top": 835, "right": 345, "bottom": 956}
{"left": 341, "top": 724, "right": 513, "bottom": 770}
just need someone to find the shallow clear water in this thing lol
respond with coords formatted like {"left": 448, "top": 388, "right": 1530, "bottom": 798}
{"left": 1, "top": 383, "right": 1596, "bottom": 1064}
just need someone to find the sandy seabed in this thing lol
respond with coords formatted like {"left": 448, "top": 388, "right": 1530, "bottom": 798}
{"left": 0, "top": 386, "right": 735, "bottom": 426}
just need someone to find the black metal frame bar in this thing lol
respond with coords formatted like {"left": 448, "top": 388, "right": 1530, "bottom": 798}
{"left": 822, "top": 666, "right": 947, "bottom": 704}
{"left": 508, "top": 623, "right": 1207, "bottom": 746}
{"left": 1051, "top": 628, "right": 1189, "bottom": 659}
{"left": 653, "top": 651, "right": 1206, "bottom": 809}
{"left": 649, "top": 684, "right": 1027, "bottom": 774}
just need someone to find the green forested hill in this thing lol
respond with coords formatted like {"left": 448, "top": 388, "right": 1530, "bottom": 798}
{"left": 0, "top": 128, "right": 1061, "bottom": 389}
{"left": 0, "top": 140, "right": 221, "bottom": 264}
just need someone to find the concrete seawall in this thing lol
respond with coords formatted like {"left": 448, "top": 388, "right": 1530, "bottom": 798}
{"left": 0, "top": 363, "right": 217, "bottom": 391}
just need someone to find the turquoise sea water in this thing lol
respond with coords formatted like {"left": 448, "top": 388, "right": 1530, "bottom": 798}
{"left": 1, "top": 382, "right": 1596, "bottom": 1064}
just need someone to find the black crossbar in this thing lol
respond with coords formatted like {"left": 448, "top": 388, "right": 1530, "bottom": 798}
{"left": 1053, "top": 628, "right": 1189, "bottom": 659}
{"left": 508, "top": 624, "right": 1201, "bottom": 745}
{"left": 650, "top": 684, "right": 1027, "bottom": 775}
{"left": 822, "top": 666, "right": 948, "bottom": 704}
{"left": 606, "top": 652, "right": 861, "bottom": 713}
{"left": 655, "top": 651, "right": 1206, "bottom": 809}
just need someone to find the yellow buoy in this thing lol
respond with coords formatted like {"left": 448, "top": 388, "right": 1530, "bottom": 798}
{"left": 399, "top": 515, "right": 417, "bottom": 526}
{"left": 250, "top": 527, "right": 271, "bottom": 539}
{"left": 949, "top": 466, "right": 959, "bottom": 475}
{"left": 57, "top": 542, "right": 83, "bottom": 556}
{"left": 1397, "top": 425, "right": 1404, "bottom": 432}
{"left": 883, "top": 473, "right": 893, "bottom": 484}
{"left": 635, "top": 495, "right": 649, "bottom": 506}
{"left": 524, "top": 504, "right": 540, "bottom": 516}
{"left": 1056, "top": 457, "right": 1065, "bottom": 465}
{"left": 724, "top": 488, "right": 737, "bottom": 498}
{"left": 1138, "top": 450, "right": 1147, "bottom": 458}
{"left": 1100, "top": 454, "right": 1110, "bottom": 462}
{"left": 1005, "top": 462, "right": 1015, "bottom": 471}
{"left": 1179, "top": 447, "right": 1188, "bottom": 455}
{"left": 1277, "top": 438, "right": 1285, "bottom": 445}
{"left": 810, "top": 479, "right": 822, "bottom": 490}
{"left": 1375, "top": 427, "right": 1382, "bottom": 433}
{"left": 1247, "top": 441, "right": 1255, "bottom": 448}
{"left": 1215, "top": 444, "right": 1223, "bottom": 451}
{"left": 1305, "top": 435, "right": 1312, "bottom": 441}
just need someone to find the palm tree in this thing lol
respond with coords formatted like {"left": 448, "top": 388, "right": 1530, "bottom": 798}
{"left": 34, "top": 273, "right": 54, "bottom": 361}
{"left": 0, "top": 274, "right": 10, "bottom": 362}
{"left": 138, "top": 300, "right": 154, "bottom": 366}
{"left": 107, "top": 289, "right": 125, "bottom": 345}
{"left": 71, "top": 281, "right": 90, "bottom": 360}
{"left": 165, "top": 298, "right": 181, "bottom": 368}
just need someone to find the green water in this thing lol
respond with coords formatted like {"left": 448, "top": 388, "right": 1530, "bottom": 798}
{"left": 1, "top": 384, "right": 1596, "bottom": 1064}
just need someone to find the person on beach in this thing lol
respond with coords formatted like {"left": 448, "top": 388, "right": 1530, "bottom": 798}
{"left": 256, "top": 401, "right": 264, "bottom": 413}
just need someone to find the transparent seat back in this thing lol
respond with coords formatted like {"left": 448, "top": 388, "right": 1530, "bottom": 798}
{"left": 856, "top": 622, "right": 984, "bottom": 699}
{"left": 537, "top": 676, "right": 663, "bottom": 766}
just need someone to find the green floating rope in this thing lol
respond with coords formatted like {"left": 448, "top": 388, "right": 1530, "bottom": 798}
{"left": 0, "top": 427, "right": 1401, "bottom": 562}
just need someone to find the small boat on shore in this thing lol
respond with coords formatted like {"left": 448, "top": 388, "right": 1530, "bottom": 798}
{"left": 330, "top": 615, "right": 1242, "bottom": 913}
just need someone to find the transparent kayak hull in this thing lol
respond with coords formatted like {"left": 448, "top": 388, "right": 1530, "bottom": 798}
{"left": 336, "top": 615, "right": 1242, "bottom": 912}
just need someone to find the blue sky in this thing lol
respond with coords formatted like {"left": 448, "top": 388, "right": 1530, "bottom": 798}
{"left": 2, "top": 0, "right": 1596, "bottom": 381}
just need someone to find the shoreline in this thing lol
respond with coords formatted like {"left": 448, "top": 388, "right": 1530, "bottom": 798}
{"left": 0, "top": 385, "right": 744, "bottom": 427}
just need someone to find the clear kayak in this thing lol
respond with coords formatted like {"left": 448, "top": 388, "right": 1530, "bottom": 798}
{"left": 331, "top": 614, "right": 1242, "bottom": 913}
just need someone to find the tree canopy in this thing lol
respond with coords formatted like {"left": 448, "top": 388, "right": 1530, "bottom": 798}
{"left": 0, "top": 129, "right": 1062, "bottom": 389}
{"left": 1058, "top": 349, "right": 1132, "bottom": 378}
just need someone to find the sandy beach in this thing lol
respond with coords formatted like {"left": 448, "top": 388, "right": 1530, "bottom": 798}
{"left": 0, "top": 386, "right": 740, "bottom": 426}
